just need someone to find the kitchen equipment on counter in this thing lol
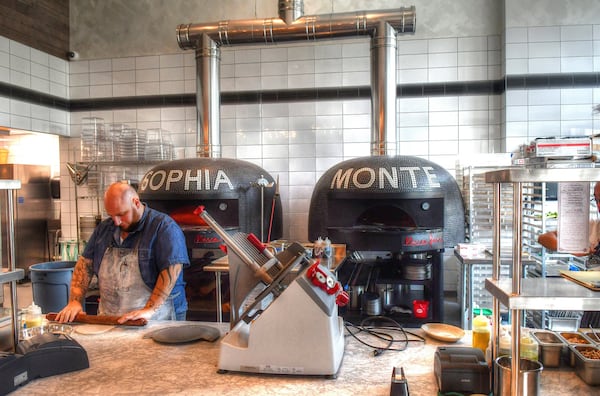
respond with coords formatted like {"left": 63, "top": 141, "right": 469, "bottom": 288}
{"left": 494, "top": 356, "right": 542, "bottom": 396}
{"left": 531, "top": 330, "right": 565, "bottom": 368}
{"left": 434, "top": 346, "right": 491, "bottom": 395}
{"left": 571, "top": 344, "right": 600, "bottom": 385}
{"left": 197, "top": 207, "right": 347, "bottom": 377}
{"left": 20, "top": 323, "right": 73, "bottom": 341}
{"left": 1, "top": 332, "right": 89, "bottom": 394}
{"left": 309, "top": 155, "right": 465, "bottom": 326}
{"left": 389, "top": 366, "right": 410, "bottom": 396}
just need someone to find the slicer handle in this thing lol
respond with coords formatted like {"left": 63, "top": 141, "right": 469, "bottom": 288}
{"left": 247, "top": 233, "right": 275, "bottom": 259}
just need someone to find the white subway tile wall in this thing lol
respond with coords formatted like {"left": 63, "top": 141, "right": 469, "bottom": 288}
{"left": 2, "top": 21, "right": 600, "bottom": 292}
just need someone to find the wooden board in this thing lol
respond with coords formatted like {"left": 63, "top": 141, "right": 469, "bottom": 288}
{"left": 559, "top": 270, "right": 600, "bottom": 291}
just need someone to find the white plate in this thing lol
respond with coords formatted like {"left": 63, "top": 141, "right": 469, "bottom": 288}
{"left": 421, "top": 323, "right": 465, "bottom": 343}
{"left": 74, "top": 324, "right": 115, "bottom": 335}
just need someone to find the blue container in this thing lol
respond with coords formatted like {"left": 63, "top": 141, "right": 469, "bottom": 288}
{"left": 29, "top": 261, "right": 76, "bottom": 314}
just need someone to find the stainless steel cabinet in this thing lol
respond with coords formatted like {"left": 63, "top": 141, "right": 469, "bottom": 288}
{"left": 0, "top": 179, "right": 24, "bottom": 352}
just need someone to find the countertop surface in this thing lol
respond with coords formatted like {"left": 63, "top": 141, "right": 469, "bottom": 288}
{"left": 8, "top": 320, "right": 599, "bottom": 396}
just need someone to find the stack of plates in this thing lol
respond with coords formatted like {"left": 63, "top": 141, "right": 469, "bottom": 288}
{"left": 403, "top": 263, "right": 432, "bottom": 280}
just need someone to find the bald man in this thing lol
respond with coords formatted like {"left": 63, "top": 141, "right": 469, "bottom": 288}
{"left": 538, "top": 181, "right": 600, "bottom": 327}
{"left": 56, "top": 181, "right": 190, "bottom": 323}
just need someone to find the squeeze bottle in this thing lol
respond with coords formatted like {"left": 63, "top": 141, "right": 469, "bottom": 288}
{"left": 472, "top": 314, "right": 491, "bottom": 353}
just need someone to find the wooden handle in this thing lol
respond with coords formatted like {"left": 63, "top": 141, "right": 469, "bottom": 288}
{"left": 46, "top": 312, "right": 148, "bottom": 327}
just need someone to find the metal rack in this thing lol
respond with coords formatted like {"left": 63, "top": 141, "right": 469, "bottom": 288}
{"left": 460, "top": 166, "right": 514, "bottom": 249}
{"left": 484, "top": 167, "right": 600, "bottom": 395}
{"left": 521, "top": 181, "right": 590, "bottom": 329}
{"left": 0, "top": 179, "right": 23, "bottom": 352}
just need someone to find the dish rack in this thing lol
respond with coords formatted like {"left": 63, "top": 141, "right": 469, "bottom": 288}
{"left": 526, "top": 310, "right": 582, "bottom": 331}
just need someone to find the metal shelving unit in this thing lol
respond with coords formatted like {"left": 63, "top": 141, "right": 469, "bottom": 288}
{"left": 484, "top": 167, "right": 600, "bottom": 395}
{"left": 0, "top": 179, "right": 23, "bottom": 352}
{"left": 460, "top": 166, "right": 514, "bottom": 249}
{"left": 521, "top": 181, "right": 588, "bottom": 329}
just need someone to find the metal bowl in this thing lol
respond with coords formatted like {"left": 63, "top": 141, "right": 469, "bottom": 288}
{"left": 20, "top": 323, "right": 73, "bottom": 340}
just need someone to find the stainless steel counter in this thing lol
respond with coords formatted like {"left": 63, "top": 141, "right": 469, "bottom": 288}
{"left": 9, "top": 321, "right": 598, "bottom": 395}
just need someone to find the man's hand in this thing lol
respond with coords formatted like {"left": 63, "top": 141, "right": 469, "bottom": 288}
{"left": 117, "top": 308, "right": 156, "bottom": 324}
{"left": 54, "top": 300, "right": 84, "bottom": 323}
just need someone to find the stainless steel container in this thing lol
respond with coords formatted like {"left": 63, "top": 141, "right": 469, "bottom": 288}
{"left": 571, "top": 344, "right": 600, "bottom": 385}
{"left": 348, "top": 285, "right": 364, "bottom": 310}
{"left": 556, "top": 331, "right": 594, "bottom": 367}
{"left": 531, "top": 330, "right": 564, "bottom": 368}
{"left": 581, "top": 329, "right": 600, "bottom": 345}
{"left": 362, "top": 292, "right": 381, "bottom": 316}
{"left": 494, "top": 356, "right": 542, "bottom": 396}
{"left": 377, "top": 284, "right": 394, "bottom": 308}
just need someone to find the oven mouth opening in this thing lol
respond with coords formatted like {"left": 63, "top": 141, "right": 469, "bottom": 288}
{"left": 355, "top": 204, "right": 418, "bottom": 228}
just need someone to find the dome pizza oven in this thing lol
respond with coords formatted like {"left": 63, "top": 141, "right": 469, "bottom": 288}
{"left": 138, "top": 158, "right": 282, "bottom": 320}
{"left": 139, "top": 158, "right": 282, "bottom": 242}
{"left": 308, "top": 155, "right": 465, "bottom": 325}
{"left": 309, "top": 155, "right": 464, "bottom": 252}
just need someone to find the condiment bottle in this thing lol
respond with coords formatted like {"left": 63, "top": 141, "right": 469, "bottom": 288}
{"left": 24, "top": 303, "right": 43, "bottom": 329}
{"left": 498, "top": 333, "right": 512, "bottom": 356}
{"left": 520, "top": 331, "right": 539, "bottom": 361}
{"left": 472, "top": 314, "right": 491, "bottom": 353}
{"left": 323, "top": 237, "right": 332, "bottom": 258}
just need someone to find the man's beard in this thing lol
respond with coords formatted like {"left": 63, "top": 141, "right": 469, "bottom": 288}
{"left": 121, "top": 220, "right": 139, "bottom": 233}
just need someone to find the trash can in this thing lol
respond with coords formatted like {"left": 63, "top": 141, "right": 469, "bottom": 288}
{"left": 29, "top": 261, "right": 76, "bottom": 314}
{"left": 494, "top": 356, "right": 543, "bottom": 396}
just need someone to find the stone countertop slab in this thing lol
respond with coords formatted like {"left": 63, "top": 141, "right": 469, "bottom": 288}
{"left": 9, "top": 321, "right": 599, "bottom": 395}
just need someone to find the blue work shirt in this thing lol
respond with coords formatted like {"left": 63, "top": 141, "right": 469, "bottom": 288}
{"left": 82, "top": 203, "right": 190, "bottom": 315}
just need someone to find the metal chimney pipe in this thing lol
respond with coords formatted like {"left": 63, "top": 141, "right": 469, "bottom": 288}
{"left": 370, "top": 21, "right": 397, "bottom": 156}
{"left": 278, "top": 0, "right": 304, "bottom": 25}
{"left": 196, "top": 34, "right": 221, "bottom": 158}
{"left": 177, "top": 3, "right": 416, "bottom": 158}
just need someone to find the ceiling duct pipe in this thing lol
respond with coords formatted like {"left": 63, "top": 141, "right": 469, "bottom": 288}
{"left": 177, "top": 2, "right": 416, "bottom": 158}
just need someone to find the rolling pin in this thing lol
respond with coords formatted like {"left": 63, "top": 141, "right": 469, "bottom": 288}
{"left": 46, "top": 312, "right": 148, "bottom": 327}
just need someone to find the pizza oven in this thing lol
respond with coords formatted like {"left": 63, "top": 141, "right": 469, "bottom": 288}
{"left": 138, "top": 158, "right": 282, "bottom": 320}
{"left": 308, "top": 155, "right": 465, "bottom": 325}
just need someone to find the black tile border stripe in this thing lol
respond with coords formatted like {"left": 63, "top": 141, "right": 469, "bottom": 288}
{"left": 1, "top": 72, "right": 599, "bottom": 112}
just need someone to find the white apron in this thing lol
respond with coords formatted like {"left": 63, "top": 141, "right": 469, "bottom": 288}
{"left": 97, "top": 241, "right": 175, "bottom": 320}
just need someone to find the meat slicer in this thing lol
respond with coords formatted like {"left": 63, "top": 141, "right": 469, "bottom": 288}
{"left": 195, "top": 206, "right": 348, "bottom": 377}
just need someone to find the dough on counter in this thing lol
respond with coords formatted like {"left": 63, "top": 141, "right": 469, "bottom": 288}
{"left": 74, "top": 324, "right": 116, "bottom": 335}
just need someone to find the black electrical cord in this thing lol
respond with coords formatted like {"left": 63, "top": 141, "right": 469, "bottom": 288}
{"left": 344, "top": 315, "right": 425, "bottom": 356}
